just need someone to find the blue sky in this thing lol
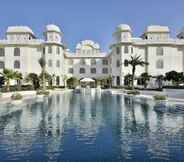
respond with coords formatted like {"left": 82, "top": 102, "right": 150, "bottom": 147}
{"left": 0, "top": 0, "right": 184, "bottom": 51}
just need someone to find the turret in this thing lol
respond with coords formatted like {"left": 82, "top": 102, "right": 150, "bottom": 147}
{"left": 44, "top": 24, "right": 62, "bottom": 43}
{"left": 113, "top": 24, "right": 132, "bottom": 42}
{"left": 6, "top": 26, "right": 36, "bottom": 41}
{"left": 141, "top": 25, "right": 170, "bottom": 40}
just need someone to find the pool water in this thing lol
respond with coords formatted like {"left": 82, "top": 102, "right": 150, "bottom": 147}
{"left": 0, "top": 91, "right": 184, "bottom": 162}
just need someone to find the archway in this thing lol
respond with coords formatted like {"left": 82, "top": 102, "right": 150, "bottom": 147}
{"left": 80, "top": 78, "right": 96, "bottom": 88}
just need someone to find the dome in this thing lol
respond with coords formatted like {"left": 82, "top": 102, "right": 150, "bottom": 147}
{"left": 45, "top": 24, "right": 61, "bottom": 33}
{"left": 6, "top": 26, "right": 35, "bottom": 36}
{"left": 144, "top": 25, "right": 170, "bottom": 33}
{"left": 76, "top": 40, "right": 100, "bottom": 50}
{"left": 116, "top": 24, "right": 132, "bottom": 32}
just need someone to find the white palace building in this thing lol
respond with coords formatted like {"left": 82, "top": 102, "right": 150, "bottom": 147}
{"left": 0, "top": 24, "right": 184, "bottom": 87}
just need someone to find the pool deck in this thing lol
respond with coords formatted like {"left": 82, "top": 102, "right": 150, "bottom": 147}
{"left": 110, "top": 89, "right": 184, "bottom": 103}
{"left": 0, "top": 89, "right": 72, "bottom": 104}
{"left": 0, "top": 88, "right": 184, "bottom": 104}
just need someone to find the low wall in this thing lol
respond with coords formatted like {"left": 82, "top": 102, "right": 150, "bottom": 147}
{"left": 163, "top": 89, "right": 184, "bottom": 98}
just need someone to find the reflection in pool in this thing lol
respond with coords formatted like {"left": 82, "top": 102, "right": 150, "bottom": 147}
{"left": 0, "top": 91, "right": 184, "bottom": 162}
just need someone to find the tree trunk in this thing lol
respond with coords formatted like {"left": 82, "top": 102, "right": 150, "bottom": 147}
{"left": 42, "top": 67, "right": 46, "bottom": 91}
{"left": 6, "top": 80, "right": 10, "bottom": 92}
{"left": 132, "top": 66, "right": 136, "bottom": 90}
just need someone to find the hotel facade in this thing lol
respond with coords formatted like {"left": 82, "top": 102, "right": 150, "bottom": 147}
{"left": 0, "top": 24, "right": 184, "bottom": 87}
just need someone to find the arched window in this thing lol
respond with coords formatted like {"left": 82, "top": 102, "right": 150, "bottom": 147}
{"left": 80, "top": 59, "right": 86, "bottom": 65}
{"left": 91, "top": 59, "right": 96, "bottom": 65}
{"left": 56, "top": 60, "right": 60, "bottom": 67}
{"left": 124, "top": 46, "right": 129, "bottom": 53}
{"left": 48, "top": 46, "right": 52, "bottom": 54}
{"left": 102, "top": 59, "right": 108, "bottom": 65}
{"left": 156, "top": 59, "right": 164, "bottom": 69}
{"left": 43, "top": 47, "right": 46, "bottom": 54}
{"left": 102, "top": 68, "right": 108, "bottom": 74}
{"left": 68, "top": 68, "right": 73, "bottom": 74}
{"left": 48, "top": 59, "right": 52, "bottom": 67}
{"left": 14, "top": 48, "right": 20, "bottom": 56}
{"left": 57, "top": 47, "right": 60, "bottom": 54}
{"left": 68, "top": 59, "right": 73, "bottom": 65}
{"left": 0, "top": 48, "right": 5, "bottom": 57}
{"left": 116, "top": 47, "right": 120, "bottom": 55}
{"left": 56, "top": 76, "right": 60, "bottom": 86}
{"left": 79, "top": 68, "right": 85, "bottom": 74}
{"left": 156, "top": 47, "right": 164, "bottom": 56}
{"left": 14, "top": 60, "right": 20, "bottom": 69}
{"left": 116, "top": 60, "right": 120, "bottom": 67}
{"left": 0, "top": 61, "right": 5, "bottom": 69}
{"left": 91, "top": 68, "right": 96, "bottom": 74}
{"left": 131, "top": 47, "right": 133, "bottom": 53}
{"left": 124, "top": 59, "right": 129, "bottom": 67}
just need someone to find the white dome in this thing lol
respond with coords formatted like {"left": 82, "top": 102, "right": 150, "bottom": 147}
{"left": 145, "top": 25, "right": 170, "bottom": 33}
{"left": 6, "top": 26, "right": 35, "bottom": 35}
{"left": 76, "top": 40, "right": 100, "bottom": 50}
{"left": 116, "top": 24, "right": 132, "bottom": 32}
{"left": 45, "top": 24, "right": 61, "bottom": 33}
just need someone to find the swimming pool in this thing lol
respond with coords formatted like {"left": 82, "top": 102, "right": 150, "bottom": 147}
{"left": 0, "top": 91, "right": 184, "bottom": 162}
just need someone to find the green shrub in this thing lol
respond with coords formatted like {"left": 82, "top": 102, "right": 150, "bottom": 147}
{"left": 153, "top": 95, "right": 167, "bottom": 101}
{"left": 47, "top": 86, "right": 55, "bottom": 90}
{"left": 126, "top": 90, "right": 140, "bottom": 95}
{"left": 36, "top": 90, "right": 50, "bottom": 96}
{"left": 11, "top": 93, "right": 23, "bottom": 100}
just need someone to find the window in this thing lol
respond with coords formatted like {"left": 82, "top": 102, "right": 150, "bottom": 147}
{"left": 56, "top": 60, "right": 60, "bottom": 67}
{"left": 91, "top": 68, "right": 96, "bottom": 74}
{"left": 37, "top": 47, "right": 42, "bottom": 52}
{"left": 14, "top": 48, "right": 20, "bottom": 56}
{"left": 156, "top": 59, "right": 164, "bottom": 69}
{"left": 116, "top": 60, "right": 120, "bottom": 67}
{"left": 124, "top": 59, "right": 129, "bottom": 67}
{"left": 0, "top": 61, "right": 4, "bottom": 69}
{"left": 48, "top": 46, "right": 52, "bottom": 54}
{"left": 80, "top": 59, "right": 86, "bottom": 65}
{"left": 48, "top": 60, "right": 52, "bottom": 67}
{"left": 91, "top": 59, "right": 96, "bottom": 65}
{"left": 68, "top": 59, "right": 73, "bottom": 65}
{"left": 156, "top": 47, "right": 164, "bottom": 56}
{"left": 43, "top": 47, "right": 46, "bottom": 54}
{"left": 124, "top": 46, "right": 129, "bottom": 53}
{"left": 56, "top": 76, "right": 60, "bottom": 86}
{"left": 102, "top": 68, "right": 108, "bottom": 74}
{"left": 0, "top": 48, "right": 5, "bottom": 57}
{"left": 131, "top": 47, "right": 133, "bottom": 53}
{"left": 80, "top": 68, "right": 85, "bottom": 74}
{"left": 57, "top": 47, "right": 60, "bottom": 54}
{"left": 68, "top": 68, "right": 73, "bottom": 74}
{"left": 116, "top": 47, "right": 120, "bottom": 55}
{"left": 102, "top": 59, "right": 108, "bottom": 65}
{"left": 14, "top": 60, "right": 20, "bottom": 69}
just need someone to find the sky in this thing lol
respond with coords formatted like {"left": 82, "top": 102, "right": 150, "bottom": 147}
{"left": 0, "top": 0, "right": 184, "bottom": 51}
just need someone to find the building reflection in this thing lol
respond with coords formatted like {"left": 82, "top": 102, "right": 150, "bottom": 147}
{"left": 0, "top": 92, "right": 184, "bottom": 161}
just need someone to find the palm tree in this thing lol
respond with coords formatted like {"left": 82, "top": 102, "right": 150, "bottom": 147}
{"left": 0, "top": 69, "right": 14, "bottom": 92}
{"left": 127, "top": 55, "right": 149, "bottom": 89}
{"left": 25, "top": 73, "right": 40, "bottom": 90}
{"left": 39, "top": 71, "right": 52, "bottom": 87}
{"left": 39, "top": 56, "right": 46, "bottom": 91}
{"left": 14, "top": 71, "right": 22, "bottom": 91}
